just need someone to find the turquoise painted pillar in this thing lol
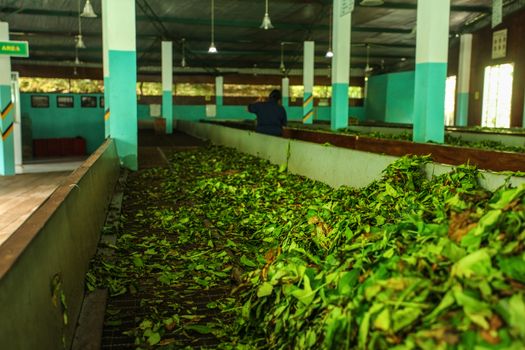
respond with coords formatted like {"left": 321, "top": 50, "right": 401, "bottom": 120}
{"left": 413, "top": 0, "right": 450, "bottom": 143}
{"left": 0, "top": 22, "right": 15, "bottom": 176}
{"left": 303, "top": 41, "right": 315, "bottom": 124}
{"left": 282, "top": 77, "right": 289, "bottom": 113}
{"left": 162, "top": 41, "right": 173, "bottom": 134}
{"left": 456, "top": 34, "right": 472, "bottom": 127}
{"left": 102, "top": 0, "right": 138, "bottom": 170}
{"left": 330, "top": 0, "right": 352, "bottom": 131}
{"left": 102, "top": 3, "right": 110, "bottom": 138}
{"left": 215, "top": 76, "right": 223, "bottom": 118}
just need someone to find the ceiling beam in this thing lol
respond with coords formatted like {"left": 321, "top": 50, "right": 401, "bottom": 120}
{"left": 26, "top": 44, "right": 414, "bottom": 60}
{"left": 9, "top": 28, "right": 417, "bottom": 49}
{"left": 356, "top": 2, "right": 491, "bottom": 13}
{"left": 0, "top": 7, "right": 412, "bottom": 34}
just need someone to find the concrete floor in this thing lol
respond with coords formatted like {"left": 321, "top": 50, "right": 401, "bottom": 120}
{"left": 0, "top": 171, "right": 70, "bottom": 246}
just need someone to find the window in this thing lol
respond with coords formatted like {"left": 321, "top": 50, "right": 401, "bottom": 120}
{"left": 20, "top": 78, "right": 103, "bottom": 94}
{"left": 223, "top": 84, "right": 279, "bottom": 97}
{"left": 444, "top": 76, "right": 457, "bottom": 126}
{"left": 290, "top": 86, "right": 364, "bottom": 99}
{"left": 482, "top": 63, "right": 514, "bottom": 128}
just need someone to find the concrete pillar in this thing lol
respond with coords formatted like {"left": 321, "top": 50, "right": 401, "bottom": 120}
{"left": 0, "top": 22, "right": 15, "bottom": 176}
{"left": 303, "top": 41, "right": 315, "bottom": 124}
{"left": 102, "top": 0, "right": 138, "bottom": 170}
{"left": 413, "top": 0, "right": 450, "bottom": 143}
{"left": 282, "top": 77, "right": 289, "bottom": 112}
{"left": 456, "top": 34, "right": 472, "bottom": 127}
{"left": 162, "top": 41, "right": 173, "bottom": 134}
{"left": 102, "top": 3, "right": 110, "bottom": 138}
{"left": 215, "top": 76, "right": 223, "bottom": 117}
{"left": 11, "top": 72, "right": 22, "bottom": 172}
{"left": 331, "top": 0, "right": 352, "bottom": 130}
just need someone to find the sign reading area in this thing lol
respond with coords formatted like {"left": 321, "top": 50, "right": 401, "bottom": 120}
{"left": 0, "top": 41, "right": 29, "bottom": 58}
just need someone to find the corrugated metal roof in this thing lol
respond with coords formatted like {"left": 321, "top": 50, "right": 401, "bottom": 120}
{"left": 0, "top": 0, "right": 502, "bottom": 74}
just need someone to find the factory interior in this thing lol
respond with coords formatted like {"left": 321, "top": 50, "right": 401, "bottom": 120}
{"left": 1, "top": 0, "right": 525, "bottom": 349}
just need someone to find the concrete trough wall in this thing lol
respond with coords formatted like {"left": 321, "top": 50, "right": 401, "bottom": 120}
{"left": 0, "top": 139, "right": 120, "bottom": 350}
{"left": 178, "top": 121, "right": 525, "bottom": 191}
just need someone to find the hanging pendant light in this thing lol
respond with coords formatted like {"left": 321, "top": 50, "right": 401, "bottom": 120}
{"left": 75, "top": 34, "right": 86, "bottom": 49}
{"left": 208, "top": 0, "right": 218, "bottom": 54}
{"left": 325, "top": 6, "right": 334, "bottom": 58}
{"left": 75, "top": 0, "right": 87, "bottom": 49}
{"left": 74, "top": 46, "right": 81, "bottom": 65}
{"left": 181, "top": 38, "right": 187, "bottom": 67}
{"left": 260, "top": 0, "right": 274, "bottom": 30}
{"left": 279, "top": 42, "right": 286, "bottom": 73}
{"left": 208, "top": 42, "right": 218, "bottom": 54}
{"left": 81, "top": 0, "right": 97, "bottom": 18}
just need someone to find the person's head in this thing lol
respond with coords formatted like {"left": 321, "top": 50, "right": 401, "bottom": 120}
{"left": 269, "top": 89, "right": 282, "bottom": 102}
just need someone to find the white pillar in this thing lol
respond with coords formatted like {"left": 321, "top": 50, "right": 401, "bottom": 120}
{"left": 282, "top": 77, "right": 289, "bottom": 111}
{"left": 0, "top": 22, "right": 15, "bottom": 176}
{"left": 413, "top": 0, "right": 450, "bottom": 143}
{"left": 331, "top": 0, "right": 352, "bottom": 130}
{"left": 215, "top": 76, "right": 223, "bottom": 118}
{"left": 456, "top": 34, "right": 472, "bottom": 127}
{"left": 11, "top": 72, "right": 22, "bottom": 172}
{"left": 303, "top": 41, "right": 315, "bottom": 124}
{"left": 162, "top": 41, "right": 173, "bottom": 134}
{"left": 102, "top": 0, "right": 138, "bottom": 170}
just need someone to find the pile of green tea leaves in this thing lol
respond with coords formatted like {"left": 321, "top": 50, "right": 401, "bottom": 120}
{"left": 88, "top": 145, "right": 525, "bottom": 349}
{"left": 235, "top": 154, "right": 525, "bottom": 349}
{"left": 334, "top": 128, "right": 525, "bottom": 153}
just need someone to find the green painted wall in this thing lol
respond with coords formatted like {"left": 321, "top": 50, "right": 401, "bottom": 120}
{"left": 21, "top": 93, "right": 105, "bottom": 154}
{"left": 387, "top": 71, "right": 415, "bottom": 124}
{"left": 365, "top": 71, "right": 415, "bottom": 124}
{"left": 22, "top": 94, "right": 365, "bottom": 149}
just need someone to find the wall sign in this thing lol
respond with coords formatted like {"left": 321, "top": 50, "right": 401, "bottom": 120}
{"left": 57, "top": 95, "right": 74, "bottom": 108}
{"left": 341, "top": 0, "right": 354, "bottom": 17}
{"left": 0, "top": 40, "right": 29, "bottom": 57}
{"left": 31, "top": 95, "right": 49, "bottom": 108}
{"left": 492, "top": 29, "right": 507, "bottom": 59}
{"left": 81, "top": 96, "right": 97, "bottom": 108}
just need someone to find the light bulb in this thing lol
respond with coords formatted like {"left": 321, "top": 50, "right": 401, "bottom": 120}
{"left": 325, "top": 50, "right": 334, "bottom": 58}
{"left": 260, "top": 13, "right": 274, "bottom": 30}
{"left": 80, "top": 0, "right": 97, "bottom": 18}
{"left": 75, "top": 34, "right": 86, "bottom": 49}
{"left": 208, "top": 42, "right": 218, "bottom": 54}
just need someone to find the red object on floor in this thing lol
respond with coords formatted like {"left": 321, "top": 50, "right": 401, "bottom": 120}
{"left": 33, "top": 139, "right": 48, "bottom": 158}
{"left": 33, "top": 137, "right": 86, "bottom": 158}
{"left": 60, "top": 138, "right": 73, "bottom": 156}
{"left": 47, "top": 139, "right": 61, "bottom": 157}
{"left": 73, "top": 138, "right": 86, "bottom": 156}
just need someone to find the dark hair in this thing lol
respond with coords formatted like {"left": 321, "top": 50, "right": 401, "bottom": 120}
{"left": 269, "top": 89, "right": 282, "bottom": 101}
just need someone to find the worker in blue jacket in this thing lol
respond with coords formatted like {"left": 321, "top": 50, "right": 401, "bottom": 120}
{"left": 248, "top": 89, "right": 287, "bottom": 136}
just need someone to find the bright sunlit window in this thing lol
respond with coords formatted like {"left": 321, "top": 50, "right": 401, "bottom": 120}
{"left": 482, "top": 63, "right": 514, "bottom": 128}
{"left": 445, "top": 76, "right": 457, "bottom": 126}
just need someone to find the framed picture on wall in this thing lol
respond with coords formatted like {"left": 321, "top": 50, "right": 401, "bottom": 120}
{"left": 57, "top": 95, "right": 74, "bottom": 108}
{"left": 81, "top": 96, "right": 97, "bottom": 108}
{"left": 31, "top": 95, "right": 49, "bottom": 108}
{"left": 100, "top": 97, "right": 105, "bottom": 109}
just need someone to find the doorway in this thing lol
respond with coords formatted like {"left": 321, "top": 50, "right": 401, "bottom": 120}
{"left": 481, "top": 63, "right": 514, "bottom": 128}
